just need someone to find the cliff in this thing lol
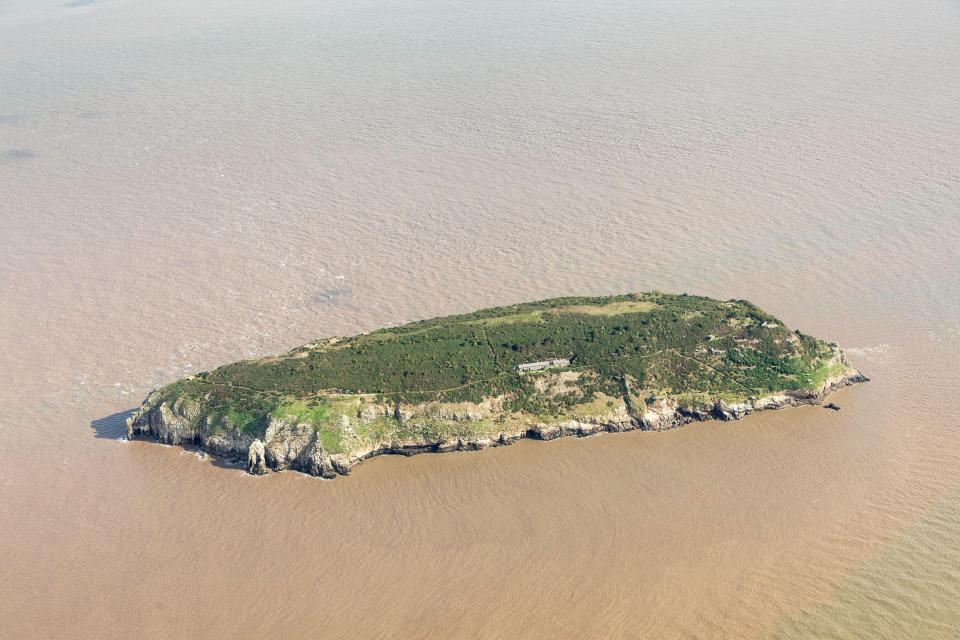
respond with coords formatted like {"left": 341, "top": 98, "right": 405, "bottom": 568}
{"left": 126, "top": 292, "right": 867, "bottom": 478}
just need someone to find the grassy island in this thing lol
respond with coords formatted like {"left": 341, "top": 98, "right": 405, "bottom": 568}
{"left": 127, "top": 292, "right": 865, "bottom": 477}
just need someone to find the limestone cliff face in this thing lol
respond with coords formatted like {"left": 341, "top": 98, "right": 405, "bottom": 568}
{"left": 126, "top": 398, "right": 342, "bottom": 477}
{"left": 126, "top": 389, "right": 255, "bottom": 461}
{"left": 126, "top": 355, "right": 867, "bottom": 480}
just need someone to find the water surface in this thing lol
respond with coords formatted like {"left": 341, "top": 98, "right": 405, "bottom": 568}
{"left": 2, "top": 0, "right": 959, "bottom": 637}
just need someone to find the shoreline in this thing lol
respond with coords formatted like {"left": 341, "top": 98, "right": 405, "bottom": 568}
{"left": 127, "top": 371, "right": 868, "bottom": 479}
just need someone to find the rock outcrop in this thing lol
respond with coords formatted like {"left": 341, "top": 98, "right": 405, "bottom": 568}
{"left": 247, "top": 439, "right": 267, "bottom": 475}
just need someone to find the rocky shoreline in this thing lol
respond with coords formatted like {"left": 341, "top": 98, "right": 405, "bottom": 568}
{"left": 126, "top": 369, "right": 868, "bottom": 480}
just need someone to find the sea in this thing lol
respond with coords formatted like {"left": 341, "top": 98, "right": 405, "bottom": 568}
{"left": 1, "top": 0, "right": 959, "bottom": 637}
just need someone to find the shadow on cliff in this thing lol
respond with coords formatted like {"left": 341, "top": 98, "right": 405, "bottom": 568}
{"left": 90, "top": 410, "right": 134, "bottom": 439}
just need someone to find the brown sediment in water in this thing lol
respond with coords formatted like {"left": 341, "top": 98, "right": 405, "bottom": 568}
{"left": 2, "top": 0, "right": 960, "bottom": 637}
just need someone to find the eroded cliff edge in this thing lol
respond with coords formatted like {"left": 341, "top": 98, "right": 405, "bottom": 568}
{"left": 126, "top": 292, "right": 868, "bottom": 479}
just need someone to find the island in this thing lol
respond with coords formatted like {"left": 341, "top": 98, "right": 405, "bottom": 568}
{"left": 126, "top": 292, "right": 867, "bottom": 478}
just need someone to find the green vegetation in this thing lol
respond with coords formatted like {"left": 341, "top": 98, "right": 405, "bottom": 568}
{"left": 145, "top": 292, "right": 850, "bottom": 443}
{"left": 270, "top": 400, "right": 331, "bottom": 427}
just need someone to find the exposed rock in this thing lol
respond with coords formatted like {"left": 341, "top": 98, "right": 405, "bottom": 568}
{"left": 436, "top": 437, "right": 461, "bottom": 453}
{"left": 300, "top": 438, "right": 336, "bottom": 479}
{"left": 247, "top": 439, "right": 267, "bottom": 475}
{"left": 263, "top": 416, "right": 313, "bottom": 471}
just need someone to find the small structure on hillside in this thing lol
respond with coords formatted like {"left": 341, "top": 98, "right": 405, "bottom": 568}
{"left": 516, "top": 358, "right": 571, "bottom": 373}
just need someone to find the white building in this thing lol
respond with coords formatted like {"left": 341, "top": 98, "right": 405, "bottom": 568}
{"left": 516, "top": 358, "right": 571, "bottom": 373}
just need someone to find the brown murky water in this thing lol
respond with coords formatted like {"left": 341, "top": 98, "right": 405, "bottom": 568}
{"left": 2, "top": 0, "right": 959, "bottom": 637}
